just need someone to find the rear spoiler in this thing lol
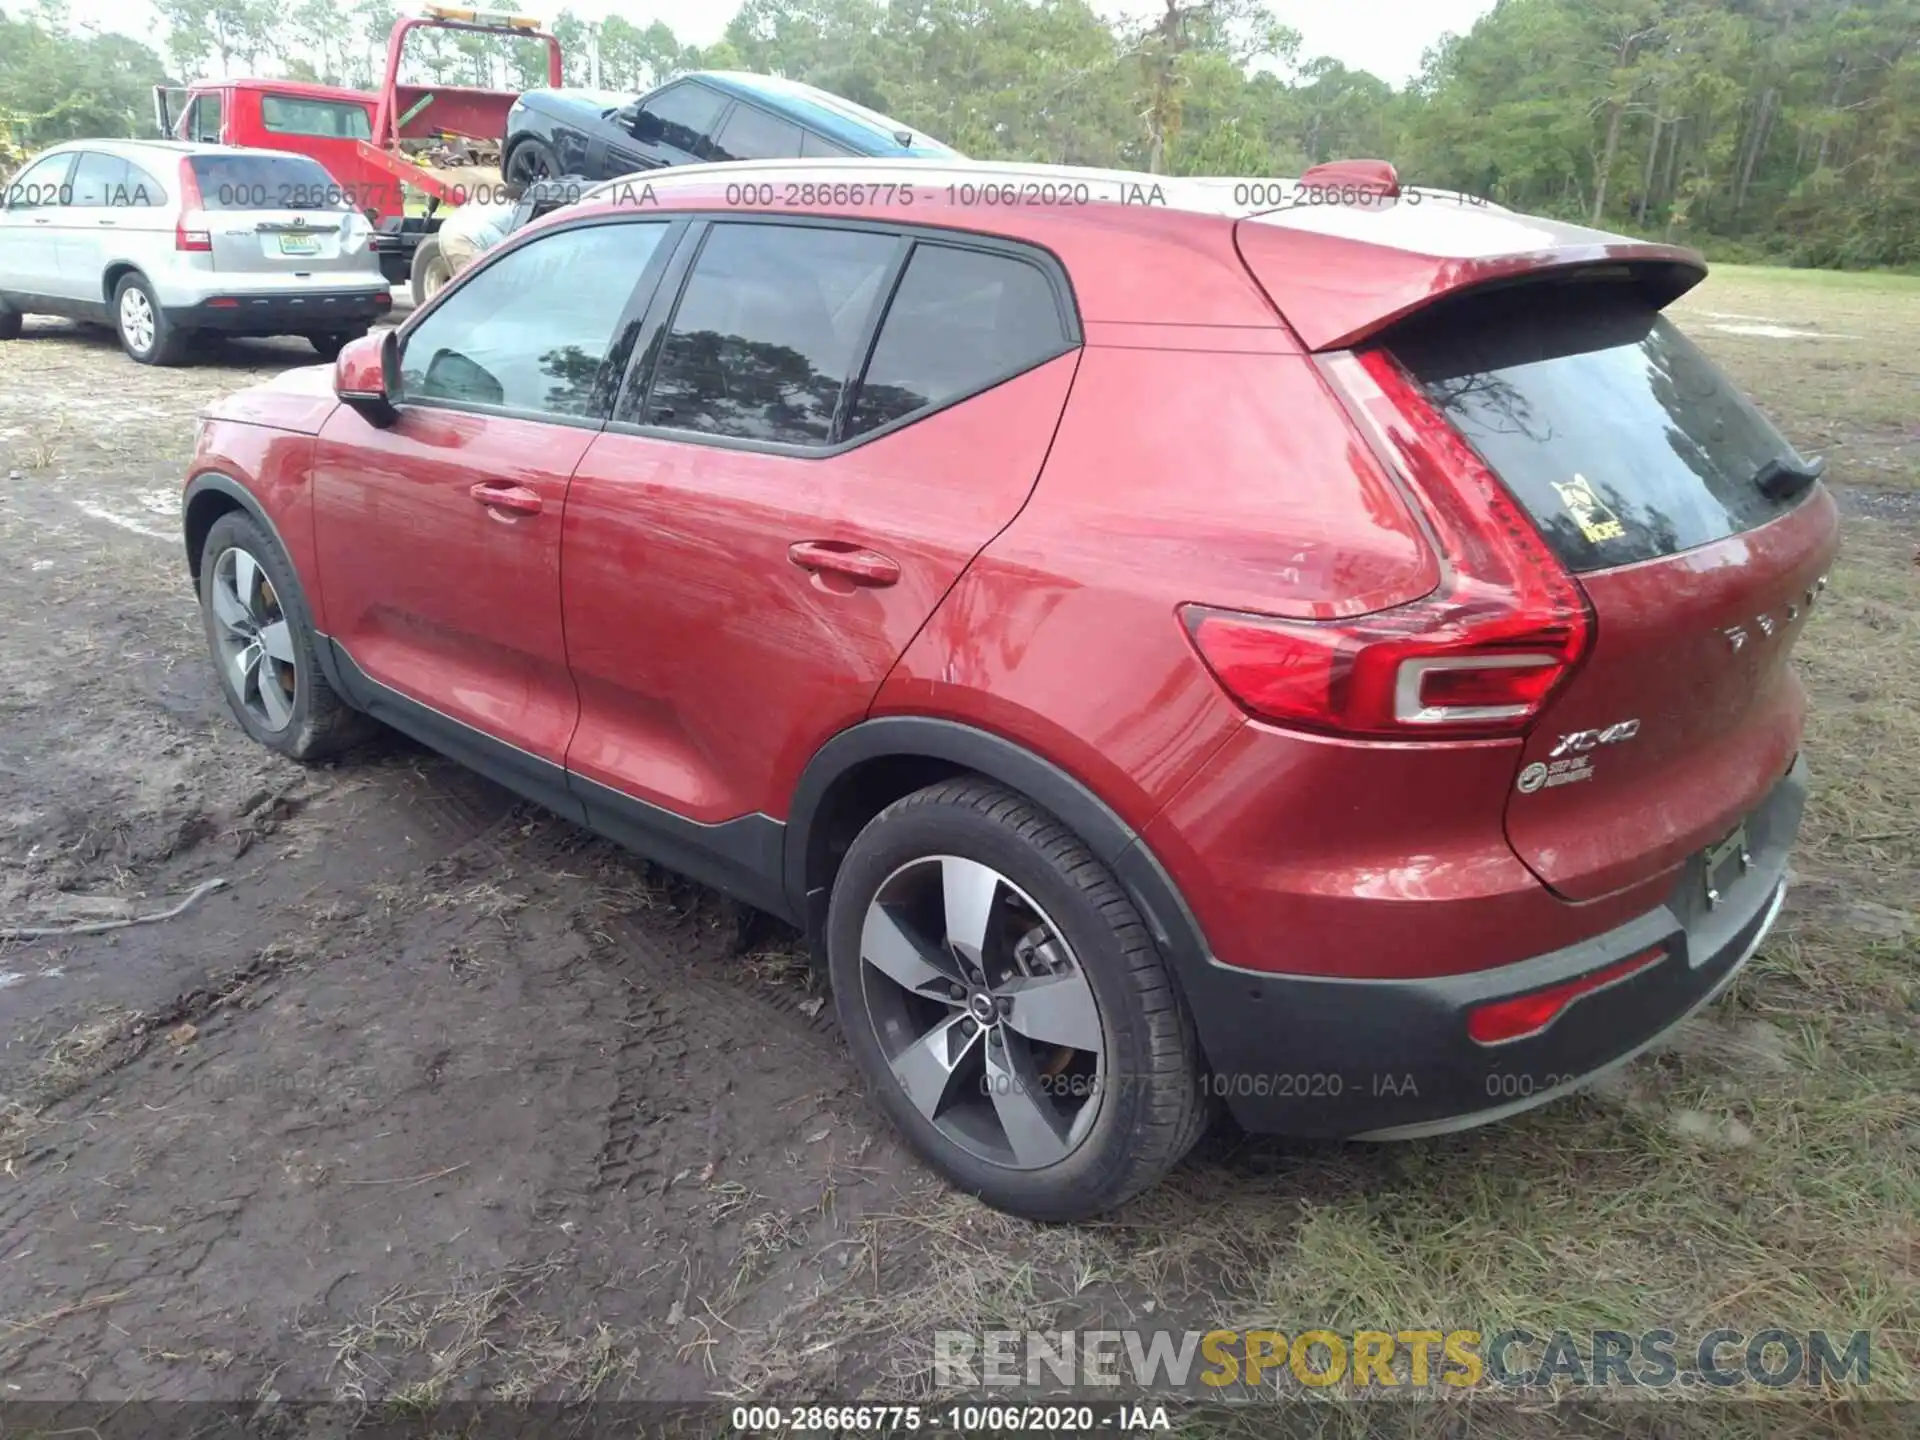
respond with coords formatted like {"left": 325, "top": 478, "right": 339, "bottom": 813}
{"left": 1234, "top": 207, "right": 1707, "bottom": 352}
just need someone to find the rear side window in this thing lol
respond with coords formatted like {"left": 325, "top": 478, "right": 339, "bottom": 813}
{"left": 800, "top": 131, "right": 854, "bottom": 159}
{"left": 189, "top": 153, "right": 349, "bottom": 210}
{"left": 68, "top": 153, "right": 165, "bottom": 208}
{"left": 1391, "top": 288, "right": 1807, "bottom": 572}
{"left": 639, "top": 223, "right": 899, "bottom": 446}
{"left": 847, "top": 244, "right": 1072, "bottom": 438}
{"left": 711, "top": 105, "right": 804, "bottom": 161}
{"left": 67, "top": 152, "right": 127, "bottom": 207}
{"left": 261, "top": 95, "right": 373, "bottom": 140}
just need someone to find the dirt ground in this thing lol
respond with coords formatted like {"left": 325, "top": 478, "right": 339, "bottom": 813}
{"left": 0, "top": 267, "right": 1915, "bottom": 1430}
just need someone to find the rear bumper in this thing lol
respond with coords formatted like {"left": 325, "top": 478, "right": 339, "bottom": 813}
{"left": 164, "top": 289, "right": 391, "bottom": 334}
{"left": 1173, "top": 758, "right": 1806, "bottom": 1138}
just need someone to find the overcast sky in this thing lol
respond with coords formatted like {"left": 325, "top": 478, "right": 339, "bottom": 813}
{"left": 64, "top": 0, "right": 1497, "bottom": 88}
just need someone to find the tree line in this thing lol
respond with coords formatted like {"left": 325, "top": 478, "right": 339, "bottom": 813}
{"left": 3, "top": 0, "right": 1915, "bottom": 267}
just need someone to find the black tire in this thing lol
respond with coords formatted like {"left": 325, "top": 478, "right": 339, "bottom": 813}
{"left": 410, "top": 236, "right": 453, "bottom": 308}
{"left": 0, "top": 301, "right": 21, "bottom": 341}
{"left": 112, "top": 272, "right": 190, "bottom": 365}
{"left": 198, "top": 510, "right": 372, "bottom": 762}
{"left": 503, "top": 136, "right": 558, "bottom": 187}
{"left": 307, "top": 328, "right": 367, "bottom": 361}
{"left": 827, "top": 778, "right": 1208, "bottom": 1221}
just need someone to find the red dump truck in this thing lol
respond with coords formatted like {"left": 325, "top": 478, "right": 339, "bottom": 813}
{"left": 156, "top": 5, "right": 562, "bottom": 290}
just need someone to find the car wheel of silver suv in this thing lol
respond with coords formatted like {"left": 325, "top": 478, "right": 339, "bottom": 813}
{"left": 113, "top": 273, "right": 189, "bottom": 366}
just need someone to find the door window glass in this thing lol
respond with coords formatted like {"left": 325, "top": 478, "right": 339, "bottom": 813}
{"left": 399, "top": 221, "right": 670, "bottom": 419}
{"left": 710, "top": 105, "right": 805, "bottom": 162}
{"left": 639, "top": 223, "right": 899, "bottom": 446}
{"left": 632, "top": 84, "right": 727, "bottom": 158}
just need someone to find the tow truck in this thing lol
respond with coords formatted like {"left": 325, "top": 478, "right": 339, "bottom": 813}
{"left": 155, "top": 5, "right": 562, "bottom": 292}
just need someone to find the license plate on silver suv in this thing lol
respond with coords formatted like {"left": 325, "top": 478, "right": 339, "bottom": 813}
{"left": 277, "top": 233, "right": 320, "bottom": 257}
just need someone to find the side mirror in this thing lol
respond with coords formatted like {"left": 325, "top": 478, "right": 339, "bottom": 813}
{"left": 334, "top": 330, "right": 399, "bottom": 427}
{"left": 629, "top": 108, "right": 664, "bottom": 144}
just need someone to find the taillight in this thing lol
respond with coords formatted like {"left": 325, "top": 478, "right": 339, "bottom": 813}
{"left": 1182, "top": 347, "right": 1592, "bottom": 741}
{"left": 1467, "top": 945, "right": 1666, "bottom": 1046}
{"left": 175, "top": 158, "right": 211, "bottom": 251}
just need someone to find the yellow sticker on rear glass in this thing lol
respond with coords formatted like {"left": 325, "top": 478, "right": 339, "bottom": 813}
{"left": 1552, "top": 474, "right": 1627, "bottom": 543}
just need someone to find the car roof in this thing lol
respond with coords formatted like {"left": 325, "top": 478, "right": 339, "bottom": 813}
{"left": 685, "top": 72, "right": 958, "bottom": 158}
{"left": 564, "top": 156, "right": 1703, "bottom": 343}
{"left": 35, "top": 138, "right": 324, "bottom": 162}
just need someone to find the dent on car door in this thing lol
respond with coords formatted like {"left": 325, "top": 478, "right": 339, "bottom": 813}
{"left": 308, "top": 217, "right": 678, "bottom": 796}
{"left": 561, "top": 221, "right": 1082, "bottom": 838}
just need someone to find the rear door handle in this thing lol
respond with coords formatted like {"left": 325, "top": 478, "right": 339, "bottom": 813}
{"left": 788, "top": 540, "right": 900, "bottom": 587}
{"left": 468, "top": 481, "right": 542, "bottom": 516}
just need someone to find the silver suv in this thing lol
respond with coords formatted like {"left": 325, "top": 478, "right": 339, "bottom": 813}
{"left": 0, "top": 139, "right": 391, "bottom": 365}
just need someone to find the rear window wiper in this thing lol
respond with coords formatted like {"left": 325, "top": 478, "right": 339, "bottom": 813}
{"left": 1753, "top": 452, "right": 1826, "bottom": 501}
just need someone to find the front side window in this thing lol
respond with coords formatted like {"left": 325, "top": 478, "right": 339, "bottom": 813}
{"left": 634, "top": 84, "right": 727, "bottom": 158}
{"left": 261, "top": 95, "right": 373, "bottom": 140}
{"left": 710, "top": 104, "right": 804, "bottom": 162}
{"left": 3, "top": 153, "right": 75, "bottom": 210}
{"left": 399, "top": 221, "right": 669, "bottom": 420}
{"left": 847, "top": 244, "right": 1072, "bottom": 438}
{"left": 638, "top": 222, "right": 899, "bottom": 446}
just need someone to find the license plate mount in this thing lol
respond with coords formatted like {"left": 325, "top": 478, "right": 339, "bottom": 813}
{"left": 1702, "top": 821, "right": 1752, "bottom": 912}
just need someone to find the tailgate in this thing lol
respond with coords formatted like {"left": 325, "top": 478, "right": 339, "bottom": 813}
{"left": 189, "top": 153, "right": 375, "bottom": 276}
{"left": 1384, "top": 283, "right": 1840, "bottom": 900}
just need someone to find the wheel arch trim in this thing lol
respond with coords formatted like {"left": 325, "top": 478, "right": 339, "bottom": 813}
{"left": 182, "top": 471, "right": 295, "bottom": 586}
{"left": 785, "top": 716, "right": 1213, "bottom": 976}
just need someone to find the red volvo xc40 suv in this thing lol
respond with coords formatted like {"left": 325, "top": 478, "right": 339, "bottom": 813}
{"left": 182, "top": 159, "right": 1838, "bottom": 1221}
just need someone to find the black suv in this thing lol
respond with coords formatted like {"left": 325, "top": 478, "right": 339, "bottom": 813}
{"left": 501, "top": 70, "right": 958, "bottom": 186}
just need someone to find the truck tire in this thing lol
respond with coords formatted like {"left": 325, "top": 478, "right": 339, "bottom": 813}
{"left": 410, "top": 236, "right": 453, "bottom": 308}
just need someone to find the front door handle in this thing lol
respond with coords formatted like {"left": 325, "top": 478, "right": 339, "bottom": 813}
{"left": 468, "top": 481, "right": 542, "bottom": 516}
{"left": 788, "top": 540, "right": 900, "bottom": 587}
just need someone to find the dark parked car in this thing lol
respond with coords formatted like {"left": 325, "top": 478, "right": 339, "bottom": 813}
{"left": 501, "top": 71, "right": 958, "bottom": 185}
{"left": 182, "top": 159, "right": 1835, "bottom": 1222}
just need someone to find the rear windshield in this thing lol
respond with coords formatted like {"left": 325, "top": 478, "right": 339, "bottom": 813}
{"left": 1390, "top": 286, "right": 1807, "bottom": 572}
{"left": 188, "top": 153, "right": 350, "bottom": 210}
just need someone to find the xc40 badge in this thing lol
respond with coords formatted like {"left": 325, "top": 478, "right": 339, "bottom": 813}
{"left": 1516, "top": 719, "right": 1642, "bottom": 794}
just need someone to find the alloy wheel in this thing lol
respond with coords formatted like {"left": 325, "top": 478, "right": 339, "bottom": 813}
{"left": 858, "top": 855, "right": 1104, "bottom": 1169}
{"left": 506, "top": 146, "right": 551, "bottom": 184}
{"left": 210, "top": 546, "right": 297, "bottom": 732}
{"left": 119, "top": 287, "right": 155, "bottom": 354}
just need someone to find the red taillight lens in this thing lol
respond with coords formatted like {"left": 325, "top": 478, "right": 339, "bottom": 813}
{"left": 1183, "top": 347, "right": 1592, "bottom": 740}
{"left": 175, "top": 158, "right": 211, "bottom": 251}
{"left": 1467, "top": 945, "right": 1666, "bottom": 1046}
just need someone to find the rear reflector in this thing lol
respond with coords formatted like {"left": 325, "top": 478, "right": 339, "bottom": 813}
{"left": 1467, "top": 945, "right": 1666, "bottom": 1046}
{"left": 1183, "top": 349, "right": 1592, "bottom": 740}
